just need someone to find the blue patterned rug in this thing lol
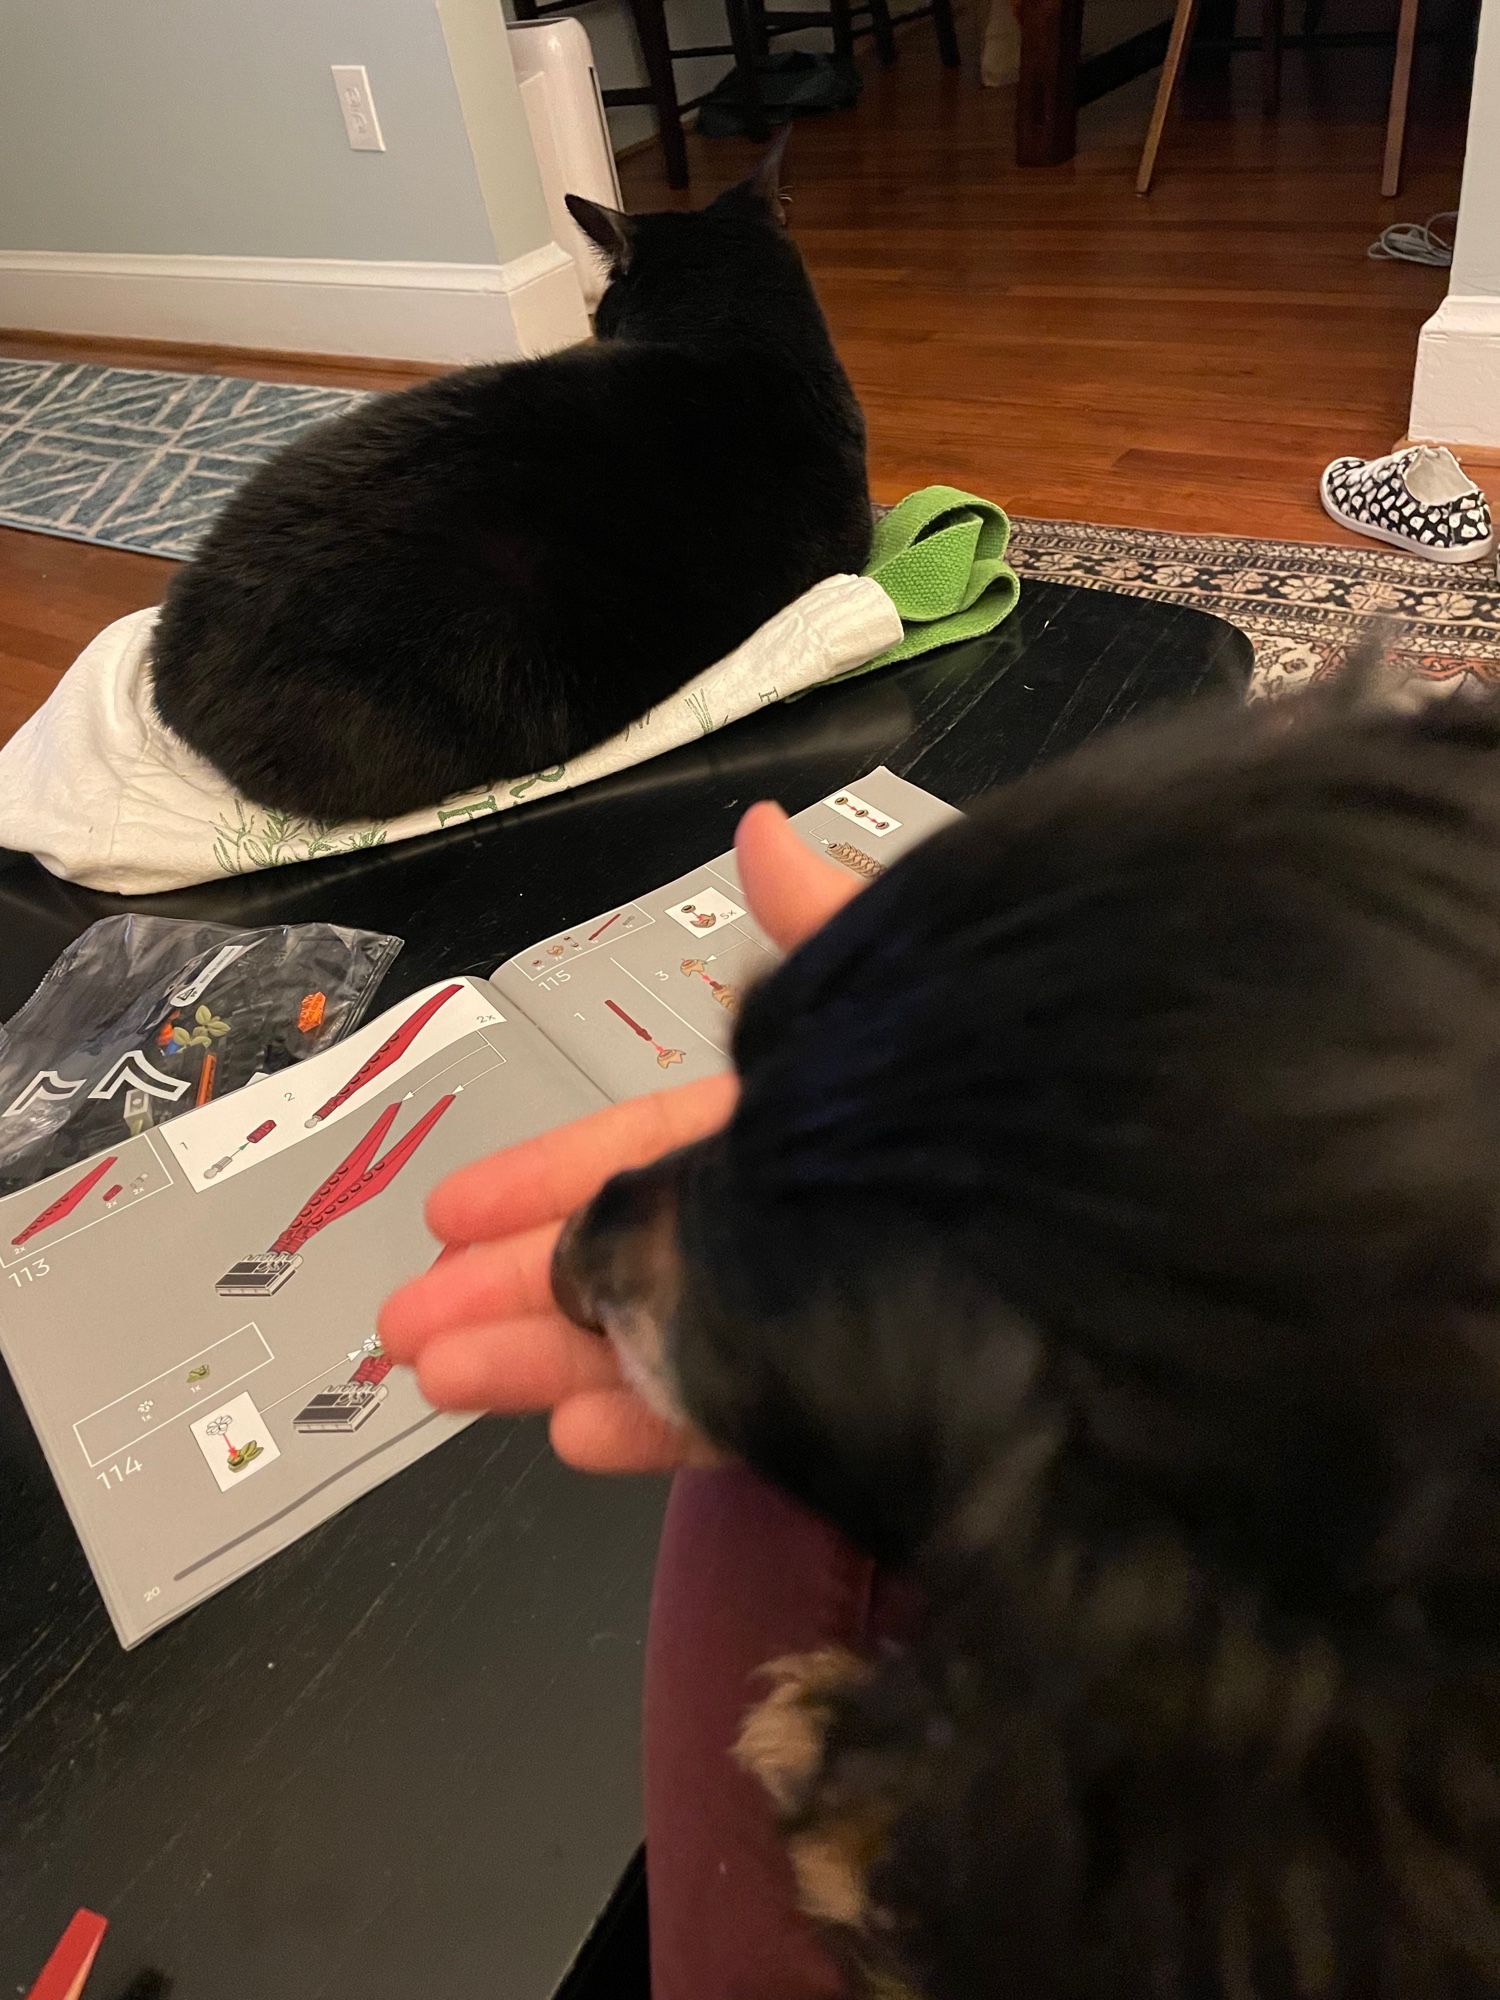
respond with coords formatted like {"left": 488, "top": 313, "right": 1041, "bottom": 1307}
{"left": 0, "top": 358, "right": 363, "bottom": 559}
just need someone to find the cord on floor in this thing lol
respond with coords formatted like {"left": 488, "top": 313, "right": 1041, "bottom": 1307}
{"left": 1368, "top": 213, "right": 1458, "bottom": 267}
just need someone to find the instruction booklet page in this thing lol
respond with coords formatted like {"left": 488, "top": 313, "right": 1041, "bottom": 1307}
{"left": 0, "top": 768, "right": 958, "bottom": 1645}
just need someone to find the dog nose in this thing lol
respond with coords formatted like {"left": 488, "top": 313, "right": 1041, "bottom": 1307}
{"left": 550, "top": 1211, "right": 607, "bottom": 1335}
{"left": 550, "top": 1162, "right": 677, "bottom": 1336}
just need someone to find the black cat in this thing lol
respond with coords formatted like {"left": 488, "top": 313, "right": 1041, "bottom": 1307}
{"left": 150, "top": 139, "right": 870, "bottom": 822}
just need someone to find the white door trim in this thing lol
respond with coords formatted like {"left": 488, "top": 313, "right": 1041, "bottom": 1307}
{"left": 0, "top": 243, "right": 589, "bottom": 365}
{"left": 1410, "top": 293, "right": 1500, "bottom": 456}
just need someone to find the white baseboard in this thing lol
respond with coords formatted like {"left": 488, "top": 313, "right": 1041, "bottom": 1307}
{"left": 0, "top": 242, "right": 590, "bottom": 365}
{"left": 1409, "top": 292, "right": 1500, "bottom": 455}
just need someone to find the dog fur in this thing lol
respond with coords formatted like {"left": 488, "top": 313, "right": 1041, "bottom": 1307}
{"left": 554, "top": 692, "right": 1500, "bottom": 2000}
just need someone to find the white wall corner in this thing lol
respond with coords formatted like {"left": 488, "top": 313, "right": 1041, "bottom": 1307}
{"left": 434, "top": 0, "right": 555, "bottom": 266}
{"left": 1409, "top": 294, "right": 1500, "bottom": 455}
{"left": 0, "top": 244, "right": 588, "bottom": 366}
{"left": 501, "top": 241, "right": 590, "bottom": 357}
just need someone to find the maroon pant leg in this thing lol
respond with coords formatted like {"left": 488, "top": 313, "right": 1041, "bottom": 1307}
{"left": 644, "top": 1466, "right": 917, "bottom": 2000}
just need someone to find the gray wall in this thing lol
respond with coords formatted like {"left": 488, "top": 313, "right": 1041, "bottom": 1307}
{"left": 0, "top": 0, "right": 551, "bottom": 266}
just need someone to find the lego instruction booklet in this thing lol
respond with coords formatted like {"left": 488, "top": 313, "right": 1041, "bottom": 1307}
{"left": 0, "top": 768, "right": 959, "bottom": 1646}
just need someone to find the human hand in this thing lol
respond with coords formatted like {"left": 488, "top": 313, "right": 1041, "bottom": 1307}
{"left": 378, "top": 800, "right": 864, "bottom": 1472}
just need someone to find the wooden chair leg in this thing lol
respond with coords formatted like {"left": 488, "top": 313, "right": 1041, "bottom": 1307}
{"left": 1381, "top": 0, "right": 1421, "bottom": 197}
{"left": 828, "top": 0, "right": 857, "bottom": 60}
{"left": 723, "top": 0, "right": 772, "bottom": 140}
{"left": 1136, "top": 0, "right": 1201, "bottom": 193}
{"left": 623, "top": 0, "right": 690, "bottom": 186}
{"left": 1017, "top": 0, "right": 1085, "bottom": 165}
{"left": 868, "top": 0, "right": 900, "bottom": 65}
{"left": 1261, "top": 0, "right": 1283, "bottom": 112}
{"left": 748, "top": 0, "right": 772, "bottom": 63}
{"left": 931, "top": 0, "right": 963, "bottom": 66}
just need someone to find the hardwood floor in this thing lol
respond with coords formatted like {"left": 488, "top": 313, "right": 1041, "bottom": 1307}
{"left": 618, "top": 31, "right": 1467, "bottom": 528}
{"left": 0, "top": 29, "right": 1469, "bottom": 746}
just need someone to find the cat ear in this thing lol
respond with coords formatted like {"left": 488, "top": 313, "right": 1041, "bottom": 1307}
{"left": 746, "top": 126, "right": 792, "bottom": 224}
{"left": 565, "top": 194, "right": 636, "bottom": 271}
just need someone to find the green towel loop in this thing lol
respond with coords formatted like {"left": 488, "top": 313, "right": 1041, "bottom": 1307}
{"left": 862, "top": 484, "right": 1020, "bottom": 667}
{"left": 806, "top": 485, "right": 1021, "bottom": 693}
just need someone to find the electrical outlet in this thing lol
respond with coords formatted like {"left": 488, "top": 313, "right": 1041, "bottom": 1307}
{"left": 330, "top": 65, "right": 386, "bottom": 152}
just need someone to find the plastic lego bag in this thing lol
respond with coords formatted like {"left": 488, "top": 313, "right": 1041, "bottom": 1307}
{"left": 0, "top": 916, "right": 401, "bottom": 1194}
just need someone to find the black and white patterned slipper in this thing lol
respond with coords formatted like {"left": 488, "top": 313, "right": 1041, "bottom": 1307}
{"left": 1320, "top": 445, "right": 1495, "bottom": 564}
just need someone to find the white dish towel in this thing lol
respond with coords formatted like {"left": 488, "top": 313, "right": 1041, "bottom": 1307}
{"left": 0, "top": 576, "right": 903, "bottom": 896}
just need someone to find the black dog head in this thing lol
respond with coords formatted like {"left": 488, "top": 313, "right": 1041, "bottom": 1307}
{"left": 556, "top": 694, "right": 1500, "bottom": 1998}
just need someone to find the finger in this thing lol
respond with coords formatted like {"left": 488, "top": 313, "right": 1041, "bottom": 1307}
{"left": 549, "top": 1387, "right": 697, "bottom": 1474}
{"left": 736, "top": 800, "right": 863, "bottom": 953}
{"left": 425, "top": 1074, "right": 738, "bottom": 1245}
{"left": 412, "top": 1314, "right": 621, "bottom": 1412}
{"left": 379, "top": 1221, "right": 562, "bottom": 1356}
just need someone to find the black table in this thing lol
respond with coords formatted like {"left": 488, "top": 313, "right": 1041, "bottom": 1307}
{"left": 0, "top": 583, "right": 1250, "bottom": 2000}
